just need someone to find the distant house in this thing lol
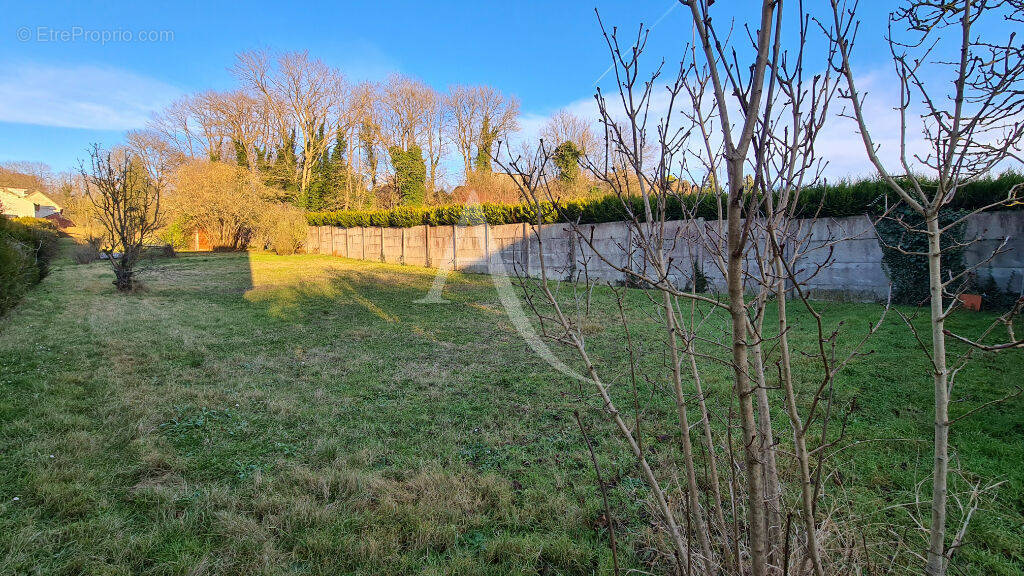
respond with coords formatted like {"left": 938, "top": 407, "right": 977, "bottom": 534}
{"left": 0, "top": 187, "right": 62, "bottom": 219}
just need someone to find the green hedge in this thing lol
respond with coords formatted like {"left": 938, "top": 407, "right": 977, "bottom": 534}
{"left": 307, "top": 196, "right": 717, "bottom": 228}
{"left": 307, "top": 173, "right": 1024, "bottom": 228}
{"left": 1, "top": 217, "right": 61, "bottom": 315}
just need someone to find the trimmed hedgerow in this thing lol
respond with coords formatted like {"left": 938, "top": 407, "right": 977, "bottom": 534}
{"left": 307, "top": 173, "right": 1023, "bottom": 228}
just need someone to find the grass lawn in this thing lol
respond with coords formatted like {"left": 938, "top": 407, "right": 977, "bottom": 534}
{"left": 1, "top": 250, "right": 1021, "bottom": 575}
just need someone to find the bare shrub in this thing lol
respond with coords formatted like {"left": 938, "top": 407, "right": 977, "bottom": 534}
{"left": 259, "top": 203, "right": 307, "bottom": 255}
{"left": 167, "top": 160, "right": 263, "bottom": 250}
{"left": 164, "top": 160, "right": 306, "bottom": 255}
{"left": 71, "top": 243, "right": 100, "bottom": 265}
{"left": 81, "top": 144, "right": 164, "bottom": 292}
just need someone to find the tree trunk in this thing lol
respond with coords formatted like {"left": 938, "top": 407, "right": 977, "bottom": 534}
{"left": 664, "top": 292, "right": 718, "bottom": 575}
{"left": 113, "top": 266, "right": 133, "bottom": 292}
{"left": 750, "top": 337, "right": 784, "bottom": 555}
{"left": 772, "top": 242, "right": 826, "bottom": 576}
{"left": 726, "top": 170, "right": 768, "bottom": 576}
{"left": 925, "top": 212, "right": 950, "bottom": 576}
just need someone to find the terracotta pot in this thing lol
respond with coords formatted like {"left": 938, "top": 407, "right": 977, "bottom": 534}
{"left": 958, "top": 293, "right": 982, "bottom": 311}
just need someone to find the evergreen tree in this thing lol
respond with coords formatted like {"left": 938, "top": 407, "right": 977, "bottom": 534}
{"left": 327, "top": 129, "right": 349, "bottom": 210}
{"left": 389, "top": 145, "right": 427, "bottom": 207}
{"left": 329, "top": 129, "right": 347, "bottom": 175}
{"left": 552, "top": 141, "right": 582, "bottom": 183}
{"left": 300, "top": 124, "right": 331, "bottom": 211}
{"left": 360, "top": 122, "right": 378, "bottom": 190}
{"left": 233, "top": 139, "right": 249, "bottom": 169}
{"left": 475, "top": 115, "right": 496, "bottom": 172}
{"left": 264, "top": 129, "right": 299, "bottom": 203}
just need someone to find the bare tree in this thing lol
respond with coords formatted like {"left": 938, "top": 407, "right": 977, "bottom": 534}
{"left": 207, "top": 90, "right": 273, "bottom": 179}
{"left": 81, "top": 144, "right": 163, "bottom": 292}
{"left": 150, "top": 93, "right": 229, "bottom": 161}
{"left": 149, "top": 96, "right": 202, "bottom": 159}
{"left": 474, "top": 86, "right": 520, "bottom": 173}
{"left": 448, "top": 85, "right": 482, "bottom": 178}
{"left": 829, "top": 1, "right": 1024, "bottom": 574}
{"left": 0, "top": 162, "right": 51, "bottom": 191}
{"left": 377, "top": 74, "right": 431, "bottom": 152}
{"left": 349, "top": 82, "right": 382, "bottom": 197}
{"left": 447, "top": 85, "right": 520, "bottom": 178}
{"left": 125, "top": 129, "right": 185, "bottom": 174}
{"left": 233, "top": 49, "right": 346, "bottom": 196}
{"left": 541, "top": 109, "right": 597, "bottom": 155}
{"left": 422, "top": 86, "right": 451, "bottom": 198}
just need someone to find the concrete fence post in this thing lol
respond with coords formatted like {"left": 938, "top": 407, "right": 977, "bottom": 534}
{"left": 522, "top": 222, "right": 530, "bottom": 275}
{"left": 400, "top": 228, "right": 406, "bottom": 265}
{"left": 452, "top": 224, "right": 458, "bottom": 270}
{"left": 361, "top": 227, "right": 367, "bottom": 260}
{"left": 380, "top": 227, "right": 385, "bottom": 262}
{"left": 567, "top": 225, "right": 576, "bottom": 281}
{"left": 484, "top": 222, "right": 491, "bottom": 272}
{"left": 626, "top": 225, "right": 634, "bottom": 281}
{"left": 425, "top": 225, "right": 432, "bottom": 267}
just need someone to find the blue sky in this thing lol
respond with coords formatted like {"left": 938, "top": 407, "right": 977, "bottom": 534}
{"left": 0, "top": 1, "right": 920, "bottom": 177}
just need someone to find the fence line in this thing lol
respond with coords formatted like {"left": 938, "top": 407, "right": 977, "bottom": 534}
{"left": 306, "top": 211, "right": 1023, "bottom": 301}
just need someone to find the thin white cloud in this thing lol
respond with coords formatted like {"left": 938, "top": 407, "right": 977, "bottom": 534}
{"left": 512, "top": 97, "right": 599, "bottom": 150}
{"left": 0, "top": 62, "right": 182, "bottom": 131}
{"left": 513, "top": 66, "right": 949, "bottom": 181}
{"left": 813, "top": 68, "right": 932, "bottom": 181}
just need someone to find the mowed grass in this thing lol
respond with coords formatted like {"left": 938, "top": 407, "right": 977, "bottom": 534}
{"left": 0, "top": 250, "right": 1021, "bottom": 575}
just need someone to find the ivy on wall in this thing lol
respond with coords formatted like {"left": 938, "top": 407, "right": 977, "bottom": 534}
{"left": 875, "top": 206, "right": 968, "bottom": 305}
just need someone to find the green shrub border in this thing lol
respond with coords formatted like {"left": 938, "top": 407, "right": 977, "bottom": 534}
{"left": 1, "top": 216, "right": 61, "bottom": 315}
{"left": 307, "top": 173, "right": 1024, "bottom": 228}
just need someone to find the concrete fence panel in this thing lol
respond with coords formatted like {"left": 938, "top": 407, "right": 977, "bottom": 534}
{"left": 382, "top": 227, "right": 404, "bottom": 264}
{"left": 331, "top": 227, "right": 347, "bottom": 257}
{"left": 965, "top": 211, "right": 1024, "bottom": 293}
{"left": 403, "top": 225, "right": 429, "bottom": 268}
{"left": 348, "top": 227, "right": 365, "bottom": 260}
{"left": 574, "top": 221, "right": 630, "bottom": 284}
{"left": 488, "top": 222, "right": 529, "bottom": 275}
{"left": 363, "top": 227, "right": 383, "bottom": 262}
{"left": 306, "top": 211, "right": 1023, "bottom": 301}
{"left": 455, "top": 225, "right": 489, "bottom": 274}
{"left": 429, "top": 225, "right": 455, "bottom": 270}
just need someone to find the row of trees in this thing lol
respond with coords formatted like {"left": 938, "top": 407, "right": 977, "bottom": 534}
{"left": 137, "top": 52, "right": 595, "bottom": 212}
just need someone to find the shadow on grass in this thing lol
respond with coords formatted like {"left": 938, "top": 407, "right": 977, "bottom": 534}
{"left": 241, "top": 256, "right": 490, "bottom": 329}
